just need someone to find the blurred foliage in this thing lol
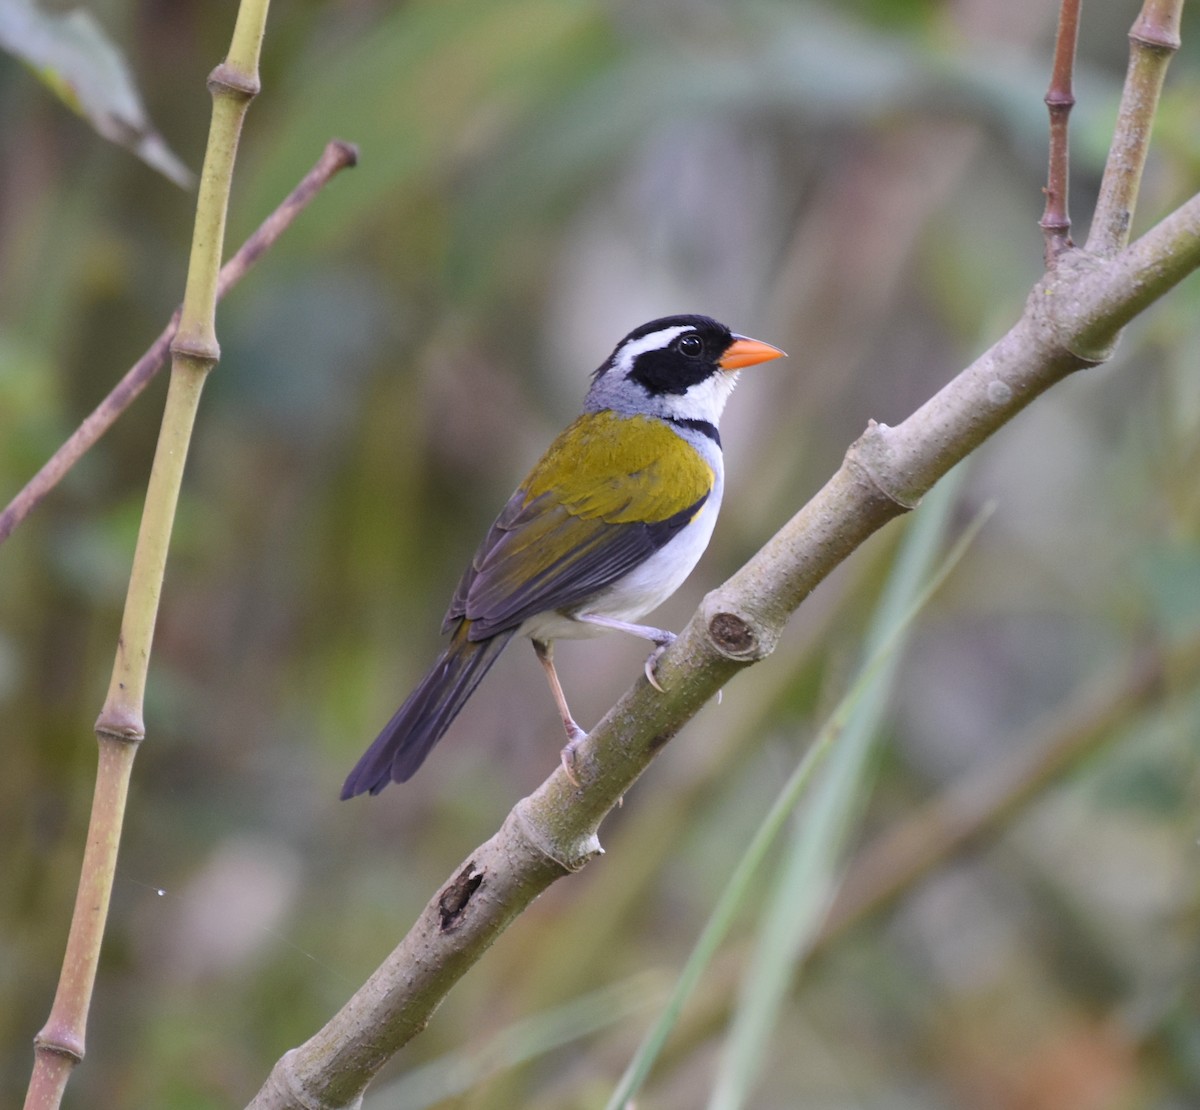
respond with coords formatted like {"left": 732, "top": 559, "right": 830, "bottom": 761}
{"left": 0, "top": 0, "right": 191, "bottom": 185}
{"left": 1, "top": 0, "right": 1199, "bottom": 1107}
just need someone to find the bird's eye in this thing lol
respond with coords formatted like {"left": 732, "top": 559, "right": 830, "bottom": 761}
{"left": 677, "top": 334, "right": 703, "bottom": 357}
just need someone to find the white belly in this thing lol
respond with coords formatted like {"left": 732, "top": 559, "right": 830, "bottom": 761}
{"left": 518, "top": 497, "right": 720, "bottom": 643}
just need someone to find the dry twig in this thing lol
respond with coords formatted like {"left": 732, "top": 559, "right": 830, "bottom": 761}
{"left": 0, "top": 139, "right": 357, "bottom": 547}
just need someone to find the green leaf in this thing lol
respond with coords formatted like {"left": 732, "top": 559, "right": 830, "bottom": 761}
{"left": 0, "top": 0, "right": 193, "bottom": 187}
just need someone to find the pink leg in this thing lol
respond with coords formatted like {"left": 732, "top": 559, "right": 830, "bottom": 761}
{"left": 533, "top": 640, "right": 585, "bottom": 785}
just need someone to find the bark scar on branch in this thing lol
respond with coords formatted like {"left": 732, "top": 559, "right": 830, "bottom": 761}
{"left": 438, "top": 865, "right": 485, "bottom": 932}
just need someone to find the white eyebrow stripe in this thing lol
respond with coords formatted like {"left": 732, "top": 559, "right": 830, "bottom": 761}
{"left": 610, "top": 325, "right": 692, "bottom": 376}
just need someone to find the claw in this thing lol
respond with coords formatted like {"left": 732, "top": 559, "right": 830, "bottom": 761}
{"left": 643, "top": 635, "right": 675, "bottom": 693}
{"left": 560, "top": 725, "right": 587, "bottom": 787}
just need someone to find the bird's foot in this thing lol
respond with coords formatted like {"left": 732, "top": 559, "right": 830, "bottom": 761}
{"left": 560, "top": 723, "right": 588, "bottom": 787}
{"left": 643, "top": 632, "right": 677, "bottom": 693}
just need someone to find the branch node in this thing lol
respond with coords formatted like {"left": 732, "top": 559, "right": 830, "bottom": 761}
{"left": 94, "top": 725, "right": 144, "bottom": 745}
{"left": 1065, "top": 335, "right": 1120, "bottom": 365}
{"left": 169, "top": 335, "right": 221, "bottom": 367}
{"left": 207, "top": 62, "right": 261, "bottom": 100}
{"left": 263, "top": 1050, "right": 361, "bottom": 1110}
{"left": 847, "top": 422, "right": 922, "bottom": 512}
{"left": 1043, "top": 90, "right": 1076, "bottom": 110}
{"left": 1129, "top": 15, "right": 1182, "bottom": 54}
{"left": 1034, "top": 252, "right": 1123, "bottom": 364}
{"left": 511, "top": 800, "right": 603, "bottom": 873}
{"left": 32, "top": 1031, "right": 84, "bottom": 1064}
{"left": 94, "top": 709, "right": 145, "bottom": 745}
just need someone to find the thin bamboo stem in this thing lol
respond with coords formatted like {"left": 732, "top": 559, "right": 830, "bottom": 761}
{"left": 1085, "top": 0, "right": 1183, "bottom": 257}
{"left": 1040, "top": 0, "right": 1081, "bottom": 264}
{"left": 22, "top": 741, "right": 137, "bottom": 1109}
{"left": 24, "top": 3, "right": 271, "bottom": 1106}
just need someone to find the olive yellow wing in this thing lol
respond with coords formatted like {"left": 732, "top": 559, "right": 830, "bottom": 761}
{"left": 445, "top": 410, "right": 714, "bottom": 640}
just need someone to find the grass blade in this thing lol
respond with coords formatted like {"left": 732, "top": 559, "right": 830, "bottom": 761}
{"left": 708, "top": 466, "right": 977, "bottom": 1109}
{"left": 606, "top": 465, "right": 986, "bottom": 1110}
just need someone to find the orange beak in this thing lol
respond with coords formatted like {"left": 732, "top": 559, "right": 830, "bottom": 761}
{"left": 719, "top": 335, "right": 787, "bottom": 371}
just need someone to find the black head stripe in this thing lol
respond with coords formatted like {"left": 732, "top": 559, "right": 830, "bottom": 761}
{"left": 667, "top": 416, "right": 721, "bottom": 448}
{"left": 624, "top": 315, "right": 734, "bottom": 397}
{"left": 592, "top": 314, "right": 735, "bottom": 386}
{"left": 621, "top": 314, "right": 728, "bottom": 346}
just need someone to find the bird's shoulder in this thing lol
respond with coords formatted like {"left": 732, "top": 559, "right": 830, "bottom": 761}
{"left": 521, "top": 410, "right": 714, "bottom": 524}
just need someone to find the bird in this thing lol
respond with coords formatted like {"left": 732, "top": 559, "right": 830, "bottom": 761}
{"left": 340, "top": 314, "right": 785, "bottom": 798}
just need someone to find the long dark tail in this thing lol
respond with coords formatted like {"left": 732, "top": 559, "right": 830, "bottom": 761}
{"left": 341, "top": 622, "right": 516, "bottom": 798}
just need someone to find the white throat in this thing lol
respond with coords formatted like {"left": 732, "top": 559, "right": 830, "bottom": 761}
{"left": 653, "top": 367, "right": 739, "bottom": 426}
{"left": 586, "top": 323, "right": 741, "bottom": 426}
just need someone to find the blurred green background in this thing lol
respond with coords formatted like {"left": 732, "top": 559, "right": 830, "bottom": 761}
{"left": 2, "top": 0, "right": 1200, "bottom": 1106}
